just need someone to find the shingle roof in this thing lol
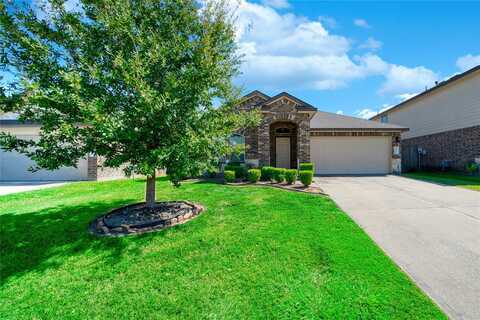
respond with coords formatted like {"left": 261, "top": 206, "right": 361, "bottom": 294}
{"left": 242, "top": 90, "right": 270, "bottom": 100}
{"left": 310, "top": 111, "right": 408, "bottom": 131}
{"left": 262, "top": 92, "right": 317, "bottom": 111}
{"left": 371, "top": 64, "right": 480, "bottom": 120}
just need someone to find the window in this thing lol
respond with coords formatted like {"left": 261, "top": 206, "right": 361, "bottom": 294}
{"left": 275, "top": 127, "right": 291, "bottom": 134}
{"left": 228, "top": 134, "right": 245, "bottom": 163}
{"left": 380, "top": 115, "right": 388, "bottom": 123}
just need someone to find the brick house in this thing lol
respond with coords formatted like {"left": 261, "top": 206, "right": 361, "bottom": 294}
{"left": 236, "top": 90, "right": 408, "bottom": 175}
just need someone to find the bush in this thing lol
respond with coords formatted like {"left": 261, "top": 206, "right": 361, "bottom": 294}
{"left": 285, "top": 169, "right": 297, "bottom": 184}
{"left": 272, "top": 167, "right": 286, "bottom": 183}
{"left": 248, "top": 169, "right": 261, "bottom": 183}
{"left": 276, "top": 173, "right": 286, "bottom": 183}
{"left": 299, "top": 170, "right": 313, "bottom": 187}
{"left": 261, "top": 166, "right": 275, "bottom": 181}
{"left": 205, "top": 168, "right": 218, "bottom": 178}
{"left": 466, "top": 162, "right": 479, "bottom": 175}
{"left": 224, "top": 164, "right": 247, "bottom": 179}
{"left": 223, "top": 170, "right": 235, "bottom": 183}
{"left": 299, "top": 162, "right": 314, "bottom": 172}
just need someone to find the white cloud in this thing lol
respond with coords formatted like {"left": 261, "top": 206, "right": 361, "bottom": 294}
{"left": 355, "top": 108, "right": 378, "bottom": 119}
{"left": 379, "top": 65, "right": 438, "bottom": 94}
{"left": 234, "top": 1, "right": 391, "bottom": 90}
{"left": 354, "top": 18, "right": 370, "bottom": 28}
{"left": 232, "top": 1, "right": 441, "bottom": 98}
{"left": 456, "top": 54, "right": 480, "bottom": 72}
{"left": 359, "top": 37, "right": 382, "bottom": 51}
{"left": 336, "top": 110, "right": 344, "bottom": 115}
{"left": 261, "top": 0, "right": 290, "bottom": 8}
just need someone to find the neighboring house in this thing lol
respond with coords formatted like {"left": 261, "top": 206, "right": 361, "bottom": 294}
{"left": 0, "top": 119, "right": 125, "bottom": 181}
{"left": 371, "top": 65, "right": 480, "bottom": 172}
{"left": 236, "top": 91, "right": 408, "bottom": 175}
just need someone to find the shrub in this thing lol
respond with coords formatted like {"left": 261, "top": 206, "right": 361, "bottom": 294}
{"left": 272, "top": 168, "right": 286, "bottom": 183}
{"left": 276, "top": 173, "right": 286, "bottom": 183}
{"left": 261, "top": 166, "right": 275, "bottom": 181}
{"left": 285, "top": 169, "right": 297, "bottom": 184}
{"left": 466, "top": 162, "right": 479, "bottom": 175}
{"left": 223, "top": 170, "right": 235, "bottom": 183}
{"left": 299, "top": 162, "right": 314, "bottom": 172}
{"left": 224, "top": 164, "right": 247, "bottom": 179}
{"left": 299, "top": 170, "right": 313, "bottom": 187}
{"left": 247, "top": 169, "right": 261, "bottom": 183}
{"left": 205, "top": 168, "right": 218, "bottom": 178}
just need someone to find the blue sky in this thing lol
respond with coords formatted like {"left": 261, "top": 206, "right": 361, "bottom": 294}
{"left": 2, "top": 1, "right": 480, "bottom": 120}
{"left": 234, "top": 0, "right": 480, "bottom": 118}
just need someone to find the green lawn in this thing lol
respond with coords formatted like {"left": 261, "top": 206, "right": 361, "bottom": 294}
{"left": 404, "top": 171, "right": 480, "bottom": 191}
{"left": 0, "top": 178, "right": 445, "bottom": 319}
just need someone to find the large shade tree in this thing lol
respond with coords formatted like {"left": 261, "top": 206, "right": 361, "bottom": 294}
{"left": 0, "top": 0, "right": 258, "bottom": 207}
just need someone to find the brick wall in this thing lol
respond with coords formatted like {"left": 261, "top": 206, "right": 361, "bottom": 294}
{"left": 401, "top": 125, "right": 480, "bottom": 171}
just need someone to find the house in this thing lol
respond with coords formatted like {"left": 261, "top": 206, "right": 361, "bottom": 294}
{"left": 1, "top": 90, "right": 409, "bottom": 181}
{"left": 371, "top": 65, "right": 480, "bottom": 172}
{"left": 0, "top": 119, "right": 124, "bottom": 181}
{"left": 236, "top": 91, "right": 408, "bottom": 175}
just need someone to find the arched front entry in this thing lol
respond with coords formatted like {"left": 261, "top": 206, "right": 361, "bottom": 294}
{"left": 269, "top": 121, "right": 298, "bottom": 168}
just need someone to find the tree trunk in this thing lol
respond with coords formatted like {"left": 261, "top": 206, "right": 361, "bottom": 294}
{"left": 145, "top": 171, "right": 156, "bottom": 208}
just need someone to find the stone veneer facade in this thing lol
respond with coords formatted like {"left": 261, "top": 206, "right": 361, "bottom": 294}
{"left": 401, "top": 125, "right": 480, "bottom": 172}
{"left": 237, "top": 93, "right": 315, "bottom": 168}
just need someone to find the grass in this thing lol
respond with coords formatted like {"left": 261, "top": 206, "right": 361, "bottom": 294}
{"left": 0, "top": 178, "right": 445, "bottom": 319}
{"left": 404, "top": 171, "right": 480, "bottom": 191}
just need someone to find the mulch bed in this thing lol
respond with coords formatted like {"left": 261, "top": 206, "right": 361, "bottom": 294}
{"left": 90, "top": 201, "right": 204, "bottom": 237}
{"left": 227, "top": 180, "right": 327, "bottom": 195}
{"left": 192, "top": 178, "right": 327, "bottom": 195}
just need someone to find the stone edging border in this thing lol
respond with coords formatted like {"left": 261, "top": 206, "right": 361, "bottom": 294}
{"left": 187, "top": 178, "right": 327, "bottom": 196}
{"left": 226, "top": 181, "right": 328, "bottom": 196}
{"left": 89, "top": 201, "right": 204, "bottom": 237}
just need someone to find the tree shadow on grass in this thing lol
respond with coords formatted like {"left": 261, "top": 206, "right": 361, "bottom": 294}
{"left": 0, "top": 198, "right": 160, "bottom": 285}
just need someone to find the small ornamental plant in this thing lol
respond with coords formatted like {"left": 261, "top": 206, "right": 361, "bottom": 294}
{"left": 247, "top": 169, "right": 261, "bottom": 183}
{"left": 276, "top": 173, "right": 286, "bottom": 183}
{"left": 224, "top": 171, "right": 236, "bottom": 183}
{"left": 272, "top": 168, "right": 286, "bottom": 183}
{"left": 261, "top": 166, "right": 275, "bottom": 181}
{"left": 466, "top": 163, "right": 479, "bottom": 175}
{"left": 285, "top": 169, "right": 298, "bottom": 184}
{"left": 299, "top": 170, "right": 313, "bottom": 187}
{"left": 225, "top": 164, "right": 248, "bottom": 179}
{"left": 299, "top": 162, "right": 315, "bottom": 172}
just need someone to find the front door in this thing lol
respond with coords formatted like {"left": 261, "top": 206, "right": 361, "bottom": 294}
{"left": 276, "top": 137, "right": 291, "bottom": 168}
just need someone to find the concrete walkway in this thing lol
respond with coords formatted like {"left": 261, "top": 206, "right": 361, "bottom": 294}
{"left": 316, "top": 175, "right": 480, "bottom": 320}
{"left": 0, "top": 181, "right": 66, "bottom": 196}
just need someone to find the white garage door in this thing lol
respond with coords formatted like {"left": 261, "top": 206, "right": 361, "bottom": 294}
{"left": 0, "top": 135, "right": 89, "bottom": 181}
{"left": 310, "top": 136, "right": 391, "bottom": 175}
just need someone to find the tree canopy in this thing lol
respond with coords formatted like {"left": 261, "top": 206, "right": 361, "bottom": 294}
{"left": 0, "top": 0, "right": 258, "bottom": 205}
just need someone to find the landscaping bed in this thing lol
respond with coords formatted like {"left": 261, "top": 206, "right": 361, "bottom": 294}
{"left": 90, "top": 201, "right": 204, "bottom": 237}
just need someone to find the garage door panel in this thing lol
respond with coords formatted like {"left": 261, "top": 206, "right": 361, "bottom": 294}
{"left": 0, "top": 134, "right": 88, "bottom": 181}
{"left": 310, "top": 136, "right": 391, "bottom": 175}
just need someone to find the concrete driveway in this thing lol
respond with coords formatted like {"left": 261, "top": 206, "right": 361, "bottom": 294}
{"left": 0, "top": 181, "right": 66, "bottom": 196}
{"left": 316, "top": 175, "right": 480, "bottom": 320}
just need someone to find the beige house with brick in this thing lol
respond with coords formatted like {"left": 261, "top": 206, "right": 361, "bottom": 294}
{"left": 371, "top": 65, "right": 480, "bottom": 172}
{"left": 0, "top": 120, "right": 125, "bottom": 181}
{"left": 237, "top": 91, "right": 408, "bottom": 175}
